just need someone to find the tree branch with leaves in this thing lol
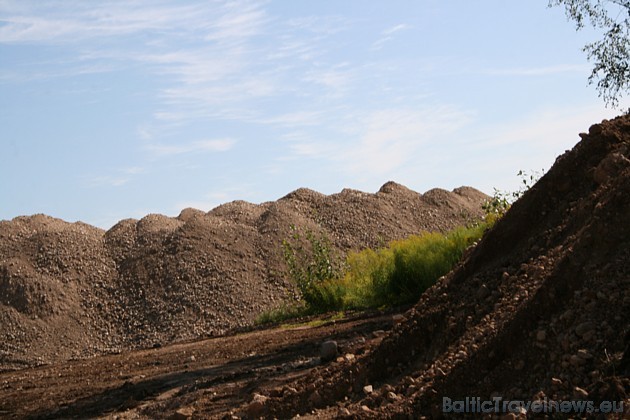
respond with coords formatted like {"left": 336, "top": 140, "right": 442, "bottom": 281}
{"left": 550, "top": 0, "right": 630, "bottom": 108}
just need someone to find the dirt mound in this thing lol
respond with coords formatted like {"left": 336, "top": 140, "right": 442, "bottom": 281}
{"left": 259, "top": 116, "right": 630, "bottom": 418}
{"left": 0, "top": 184, "right": 486, "bottom": 371}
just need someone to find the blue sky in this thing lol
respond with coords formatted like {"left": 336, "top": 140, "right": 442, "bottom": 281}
{"left": 0, "top": 1, "right": 624, "bottom": 229}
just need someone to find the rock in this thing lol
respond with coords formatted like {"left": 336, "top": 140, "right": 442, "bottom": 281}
{"left": 536, "top": 330, "right": 546, "bottom": 341}
{"left": 406, "top": 384, "right": 418, "bottom": 396}
{"left": 386, "top": 391, "right": 400, "bottom": 401}
{"left": 402, "top": 376, "right": 416, "bottom": 385}
{"left": 577, "top": 349, "right": 592, "bottom": 360}
{"left": 169, "top": 407, "right": 195, "bottom": 420}
{"left": 320, "top": 340, "right": 338, "bottom": 362}
{"left": 372, "top": 330, "right": 386, "bottom": 338}
{"left": 283, "top": 387, "right": 298, "bottom": 396}
{"left": 593, "top": 152, "right": 630, "bottom": 184}
{"left": 363, "top": 385, "right": 373, "bottom": 394}
{"left": 575, "top": 322, "right": 595, "bottom": 337}
{"left": 570, "top": 354, "right": 585, "bottom": 367}
{"left": 246, "top": 393, "right": 268, "bottom": 418}
{"left": 308, "top": 390, "right": 322, "bottom": 406}
{"left": 476, "top": 284, "right": 490, "bottom": 300}
{"left": 392, "top": 314, "right": 404, "bottom": 325}
{"left": 573, "top": 386, "right": 589, "bottom": 399}
{"left": 381, "top": 384, "right": 395, "bottom": 394}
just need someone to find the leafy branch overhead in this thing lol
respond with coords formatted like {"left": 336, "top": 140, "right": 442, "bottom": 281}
{"left": 550, "top": 0, "right": 630, "bottom": 108}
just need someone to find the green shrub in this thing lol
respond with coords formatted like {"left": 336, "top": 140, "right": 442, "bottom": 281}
{"left": 483, "top": 169, "right": 543, "bottom": 221}
{"left": 275, "top": 221, "right": 489, "bottom": 320}
{"left": 341, "top": 223, "right": 488, "bottom": 308}
{"left": 254, "top": 302, "right": 309, "bottom": 325}
{"left": 260, "top": 171, "right": 544, "bottom": 323}
{"left": 281, "top": 226, "right": 345, "bottom": 312}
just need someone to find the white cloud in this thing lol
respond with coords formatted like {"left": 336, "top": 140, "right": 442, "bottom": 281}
{"left": 174, "top": 185, "right": 257, "bottom": 213}
{"left": 175, "top": 195, "right": 228, "bottom": 213}
{"left": 338, "top": 106, "right": 476, "bottom": 176}
{"left": 372, "top": 23, "right": 411, "bottom": 50}
{"left": 257, "top": 111, "right": 323, "bottom": 127}
{"left": 304, "top": 68, "right": 351, "bottom": 91}
{"left": 383, "top": 24, "right": 411, "bottom": 36}
{"left": 121, "top": 166, "right": 145, "bottom": 175}
{"left": 0, "top": 0, "right": 274, "bottom": 120}
{"left": 469, "top": 105, "right": 615, "bottom": 150}
{"left": 289, "top": 141, "right": 337, "bottom": 158}
{"left": 204, "top": 2, "right": 269, "bottom": 42}
{"left": 0, "top": 1, "right": 247, "bottom": 44}
{"left": 146, "top": 139, "right": 236, "bottom": 156}
{"left": 451, "top": 104, "right": 620, "bottom": 194}
{"left": 483, "top": 64, "right": 589, "bottom": 77}
{"left": 85, "top": 175, "right": 129, "bottom": 188}
{"left": 83, "top": 166, "right": 146, "bottom": 188}
{"left": 286, "top": 15, "right": 352, "bottom": 35}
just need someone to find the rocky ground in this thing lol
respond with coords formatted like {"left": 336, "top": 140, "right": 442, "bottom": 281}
{"left": 0, "top": 310, "right": 399, "bottom": 419}
{"left": 0, "top": 182, "right": 487, "bottom": 371}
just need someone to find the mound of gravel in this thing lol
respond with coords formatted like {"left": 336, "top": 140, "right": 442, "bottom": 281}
{"left": 0, "top": 183, "right": 487, "bottom": 371}
{"left": 262, "top": 116, "right": 630, "bottom": 418}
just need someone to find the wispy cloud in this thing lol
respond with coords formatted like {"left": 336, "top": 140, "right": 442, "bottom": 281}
{"left": 85, "top": 175, "right": 129, "bottom": 188}
{"left": 337, "top": 106, "right": 475, "bottom": 176}
{"left": 257, "top": 111, "right": 323, "bottom": 127}
{"left": 145, "top": 139, "right": 236, "bottom": 157}
{"left": 483, "top": 64, "right": 589, "bottom": 76}
{"left": 450, "top": 104, "right": 619, "bottom": 195}
{"left": 468, "top": 105, "right": 613, "bottom": 150}
{"left": 0, "top": 2, "right": 240, "bottom": 44}
{"left": 0, "top": 0, "right": 274, "bottom": 118}
{"left": 121, "top": 166, "right": 145, "bottom": 175}
{"left": 272, "top": 105, "right": 476, "bottom": 183}
{"left": 174, "top": 184, "right": 258, "bottom": 213}
{"left": 303, "top": 65, "right": 353, "bottom": 95}
{"left": 286, "top": 15, "right": 353, "bottom": 35}
{"left": 175, "top": 192, "right": 230, "bottom": 213}
{"left": 289, "top": 141, "right": 337, "bottom": 158}
{"left": 372, "top": 23, "right": 411, "bottom": 50}
{"left": 83, "top": 166, "right": 146, "bottom": 188}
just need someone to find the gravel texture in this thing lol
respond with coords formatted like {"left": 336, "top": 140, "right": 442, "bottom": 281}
{"left": 0, "top": 182, "right": 487, "bottom": 371}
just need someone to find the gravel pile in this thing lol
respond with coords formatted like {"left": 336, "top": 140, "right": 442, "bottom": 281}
{"left": 0, "top": 183, "right": 487, "bottom": 371}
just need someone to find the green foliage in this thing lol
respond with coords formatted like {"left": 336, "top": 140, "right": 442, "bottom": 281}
{"left": 255, "top": 304, "right": 345, "bottom": 327}
{"left": 549, "top": 0, "right": 630, "bottom": 108}
{"left": 341, "top": 223, "right": 489, "bottom": 308}
{"left": 281, "top": 225, "right": 345, "bottom": 312}
{"left": 277, "top": 221, "right": 489, "bottom": 319}
{"left": 482, "top": 169, "right": 543, "bottom": 221}
{"left": 254, "top": 302, "right": 310, "bottom": 325}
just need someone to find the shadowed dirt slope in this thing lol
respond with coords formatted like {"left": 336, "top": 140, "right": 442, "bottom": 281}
{"left": 257, "top": 116, "right": 630, "bottom": 418}
{"left": 0, "top": 183, "right": 487, "bottom": 371}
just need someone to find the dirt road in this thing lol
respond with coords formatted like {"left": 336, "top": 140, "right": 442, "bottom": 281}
{"left": 0, "top": 312, "right": 395, "bottom": 419}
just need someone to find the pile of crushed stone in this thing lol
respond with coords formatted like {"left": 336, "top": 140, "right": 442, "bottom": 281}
{"left": 257, "top": 116, "right": 630, "bottom": 418}
{"left": 0, "top": 183, "right": 487, "bottom": 371}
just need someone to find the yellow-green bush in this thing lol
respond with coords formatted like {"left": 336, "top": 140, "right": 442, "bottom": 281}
{"left": 340, "top": 223, "right": 488, "bottom": 309}
{"left": 264, "top": 221, "right": 491, "bottom": 324}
